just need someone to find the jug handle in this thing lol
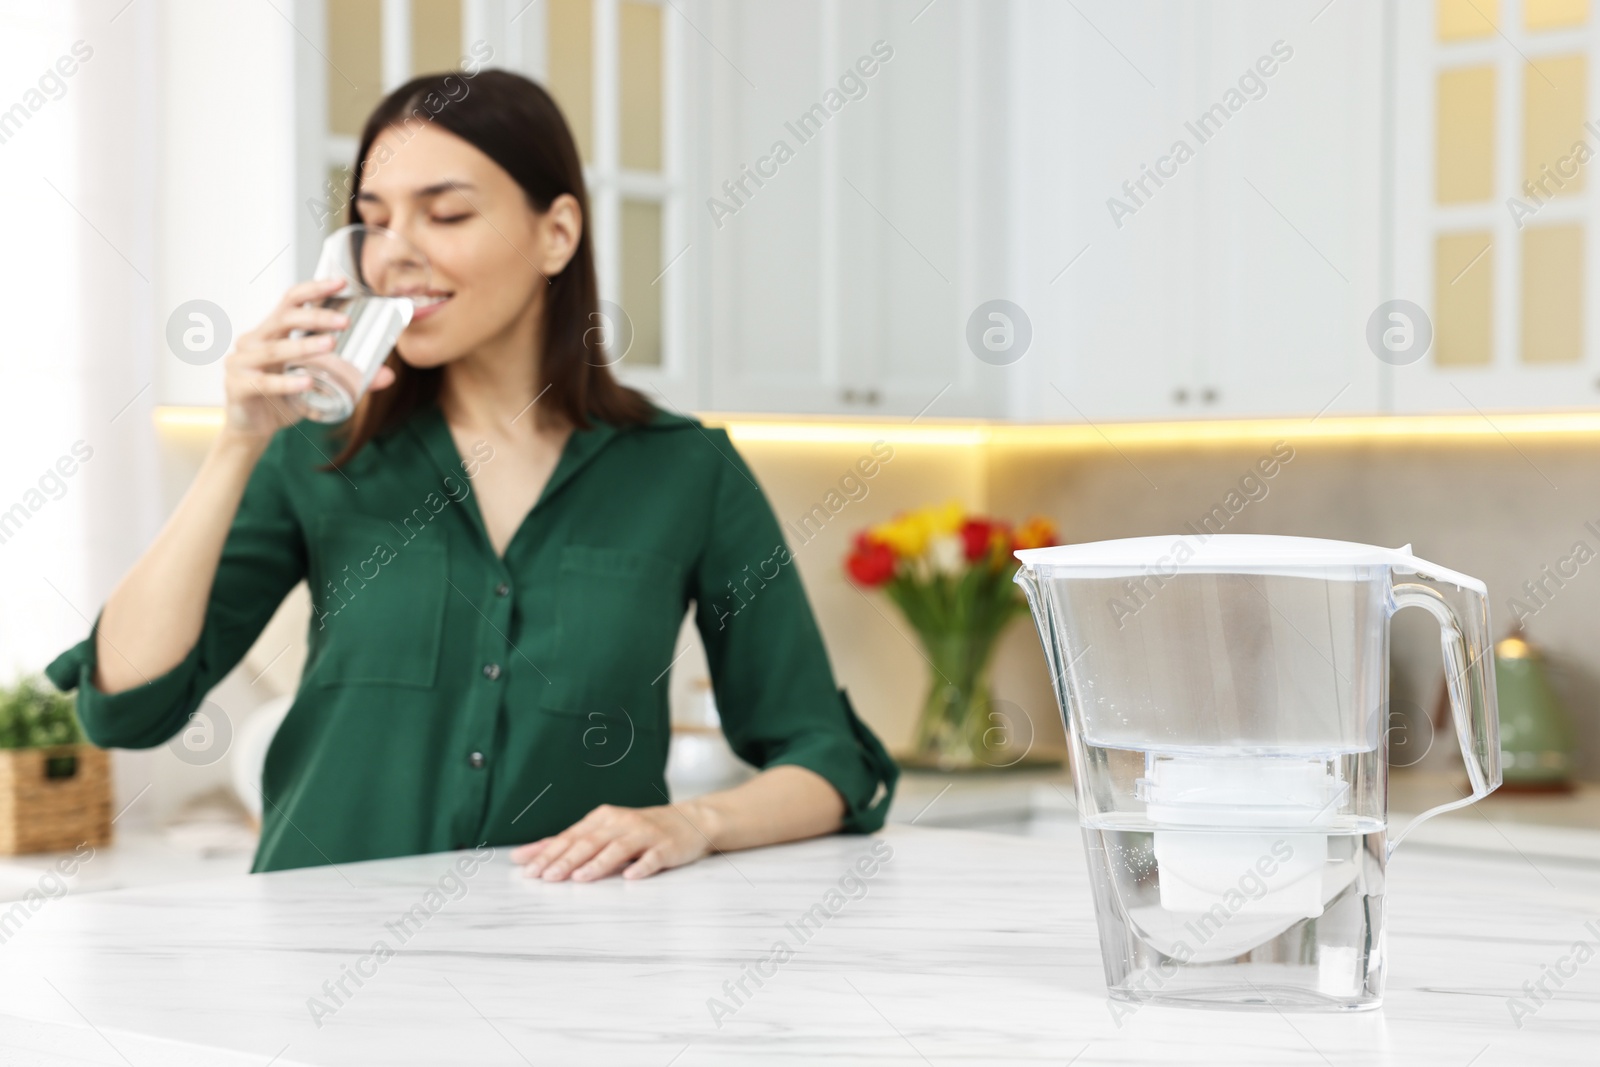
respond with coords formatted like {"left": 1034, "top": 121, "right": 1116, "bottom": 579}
{"left": 1386, "top": 580, "right": 1502, "bottom": 857}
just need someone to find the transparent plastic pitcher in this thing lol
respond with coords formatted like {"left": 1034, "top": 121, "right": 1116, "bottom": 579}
{"left": 1013, "top": 535, "right": 1500, "bottom": 1012}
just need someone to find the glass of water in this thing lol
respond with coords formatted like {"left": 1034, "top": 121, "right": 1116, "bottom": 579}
{"left": 283, "top": 224, "right": 432, "bottom": 424}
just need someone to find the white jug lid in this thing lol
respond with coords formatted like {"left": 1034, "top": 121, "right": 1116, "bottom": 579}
{"left": 1014, "top": 534, "right": 1486, "bottom": 593}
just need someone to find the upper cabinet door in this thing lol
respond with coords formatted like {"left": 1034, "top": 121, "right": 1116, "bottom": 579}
{"left": 702, "top": 0, "right": 1010, "bottom": 418}
{"left": 833, "top": 0, "right": 1011, "bottom": 420}
{"left": 1197, "top": 0, "right": 1385, "bottom": 420}
{"left": 1013, "top": 0, "right": 1384, "bottom": 424}
{"left": 1391, "top": 0, "right": 1599, "bottom": 414}
{"left": 702, "top": 0, "right": 840, "bottom": 414}
{"left": 1010, "top": 1, "right": 1205, "bottom": 423}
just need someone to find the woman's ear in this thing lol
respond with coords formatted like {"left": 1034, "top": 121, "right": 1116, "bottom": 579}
{"left": 537, "top": 193, "right": 583, "bottom": 276}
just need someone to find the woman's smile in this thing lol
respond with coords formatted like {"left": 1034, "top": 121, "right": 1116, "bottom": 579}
{"left": 406, "top": 290, "right": 453, "bottom": 323}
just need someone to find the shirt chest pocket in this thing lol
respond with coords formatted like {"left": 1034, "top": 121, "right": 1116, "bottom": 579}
{"left": 306, "top": 515, "right": 448, "bottom": 690}
{"left": 555, "top": 545, "right": 686, "bottom": 703}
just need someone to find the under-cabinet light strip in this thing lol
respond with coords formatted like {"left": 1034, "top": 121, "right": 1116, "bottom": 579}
{"left": 152, "top": 407, "right": 1600, "bottom": 447}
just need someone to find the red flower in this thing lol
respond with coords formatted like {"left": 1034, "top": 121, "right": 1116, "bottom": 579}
{"left": 960, "top": 519, "right": 997, "bottom": 562}
{"left": 846, "top": 533, "right": 897, "bottom": 586}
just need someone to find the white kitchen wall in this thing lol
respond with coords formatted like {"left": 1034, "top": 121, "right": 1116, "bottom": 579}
{"left": 1, "top": 3, "right": 94, "bottom": 680}
{"left": 3, "top": 2, "right": 164, "bottom": 677}
{"left": 156, "top": 0, "right": 300, "bottom": 408}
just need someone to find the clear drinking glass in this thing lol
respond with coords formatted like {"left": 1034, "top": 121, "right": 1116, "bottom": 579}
{"left": 1014, "top": 535, "right": 1501, "bottom": 1012}
{"left": 283, "top": 224, "right": 431, "bottom": 424}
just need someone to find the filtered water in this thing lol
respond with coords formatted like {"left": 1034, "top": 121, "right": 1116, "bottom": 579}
{"left": 1014, "top": 537, "right": 1501, "bottom": 1011}
{"left": 285, "top": 294, "right": 414, "bottom": 423}
{"left": 1082, "top": 821, "right": 1387, "bottom": 1011}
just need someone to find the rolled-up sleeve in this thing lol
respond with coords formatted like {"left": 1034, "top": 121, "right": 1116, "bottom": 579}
{"left": 43, "top": 430, "right": 307, "bottom": 749}
{"left": 692, "top": 430, "right": 898, "bottom": 832}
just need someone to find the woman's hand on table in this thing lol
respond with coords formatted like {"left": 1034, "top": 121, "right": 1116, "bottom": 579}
{"left": 509, "top": 766, "right": 847, "bottom": 882}
{"left": 510, "top": 802, "right": 716, "bottom": 882}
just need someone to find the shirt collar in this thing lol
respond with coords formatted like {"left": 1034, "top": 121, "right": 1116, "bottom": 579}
{"left": 407, "top": 400, "right": 640, "bottom": 511}
{"left": 545, "top": 413, "right": 620, "bottom": 504}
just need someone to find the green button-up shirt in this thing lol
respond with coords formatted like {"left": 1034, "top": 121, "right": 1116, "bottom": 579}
{"left": 45, "top": 403, "right": 897, "bottom": 872}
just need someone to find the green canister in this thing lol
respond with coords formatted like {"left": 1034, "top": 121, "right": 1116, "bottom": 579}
{"left": 1494, "top": 632, "right": 1577, "bottom": 792}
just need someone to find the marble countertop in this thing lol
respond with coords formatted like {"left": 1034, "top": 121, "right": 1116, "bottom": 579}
{"left": 0, "top": 828, "right": 255, "bottom": 903}
{"left": 0, "top": 825, "right": 1596, "bottom": 1065}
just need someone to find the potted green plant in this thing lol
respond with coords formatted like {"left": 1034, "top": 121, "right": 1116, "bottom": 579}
{"left": 0, "top": 676, "right": 111, "bottom": 854}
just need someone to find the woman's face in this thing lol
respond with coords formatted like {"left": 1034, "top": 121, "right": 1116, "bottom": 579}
{"left": 353, "top": 121, "right": 580, "bottom": 369}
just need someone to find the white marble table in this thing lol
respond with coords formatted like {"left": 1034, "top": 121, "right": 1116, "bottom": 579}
{"left": 0, "top": 825, "right": 1595, "bottom": 1066}
{"left": 0, "top": 828, "right": 255, "bottom": 903}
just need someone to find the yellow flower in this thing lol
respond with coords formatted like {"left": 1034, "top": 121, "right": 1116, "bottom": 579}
{"left": 872, "top": 514, "right": 929, "bottom": 558}
{"left": 872, "top": 499, "right": 968, "bottom": 560}
{"left": 926, "top": 499, "right": 964, "bottom": 537}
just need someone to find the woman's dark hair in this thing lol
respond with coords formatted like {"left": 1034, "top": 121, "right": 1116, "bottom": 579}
{"left": 328, "top": 68, "right": 653, "bottom": 467}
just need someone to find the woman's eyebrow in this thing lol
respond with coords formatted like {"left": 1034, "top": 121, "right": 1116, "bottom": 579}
{"left": 414, "top": 181, "right": 477, "bottom": 198}
{"left": 356, "top": 181, "right": 477, "bottom": 203}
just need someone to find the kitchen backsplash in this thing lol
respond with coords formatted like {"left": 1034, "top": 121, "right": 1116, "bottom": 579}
{"left": 981, "top": 432, "right": 1600, "bottom": 781}
{"left": 145, "top": 422, "right": 1600, "bottom": 828}
{"left": 730, "top": 426, "right": 1600, "bottom": 783}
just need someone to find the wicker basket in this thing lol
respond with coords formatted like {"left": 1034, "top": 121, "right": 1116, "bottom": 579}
{"left": 0, "top": 745, "right": 113, "bottom": 855}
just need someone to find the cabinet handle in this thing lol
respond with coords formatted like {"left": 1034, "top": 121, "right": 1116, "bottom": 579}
{"left": 1201, "top": 387, "right": 1218, "bottom": 404}
{"left": 863, "top": 388, "right": 881, "bottom": 405}
{"left": 840, "top": 388, "right": 882, "bottom": 405}
{"left": 841, "top": 388, "right": 857, "bottom": 403}
{"left": 1172, "top": 388, "right": 1189, "bottom": 404}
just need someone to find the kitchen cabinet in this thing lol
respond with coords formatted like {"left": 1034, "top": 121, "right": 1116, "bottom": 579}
{"left": 1388, "top": 0, "right": 1600, "bottom": 414}
{"left": 1196, "top": 0, "right": 1386, "bottom": 420}
{"left": 699, "top": 0, "right": 1012, "bottom": 418}
{"left": 192, "top": 0, "right": 1599, "bottom": 422}
{"left": 696, "top": 0, "right": 837, "bottom": 415}
{"left": 1009, "top": 0, "right": 1385, "bottom": 424}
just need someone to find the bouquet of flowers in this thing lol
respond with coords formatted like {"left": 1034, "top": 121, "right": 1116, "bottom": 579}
{"left": 846, "top": 501, "right": 1058, "bottom": 768}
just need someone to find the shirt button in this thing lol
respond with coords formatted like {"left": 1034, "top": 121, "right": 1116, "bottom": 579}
{"left": 482, "top": 663, "right": 501, "bottom": 680}
{"left": 468, "top": 751, "right": 485, "bottom": 769}
{"left": 494, "top": 582, "right": 510, "bottom": 597}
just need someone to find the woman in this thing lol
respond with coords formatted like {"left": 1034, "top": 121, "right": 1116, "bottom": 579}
{"left": 44, "top": 70, "right": 897, "bottom": 881}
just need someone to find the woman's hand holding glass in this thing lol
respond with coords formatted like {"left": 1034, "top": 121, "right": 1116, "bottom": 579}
{"left": 219, "top": 278, "right": 395, "bottom": 442}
